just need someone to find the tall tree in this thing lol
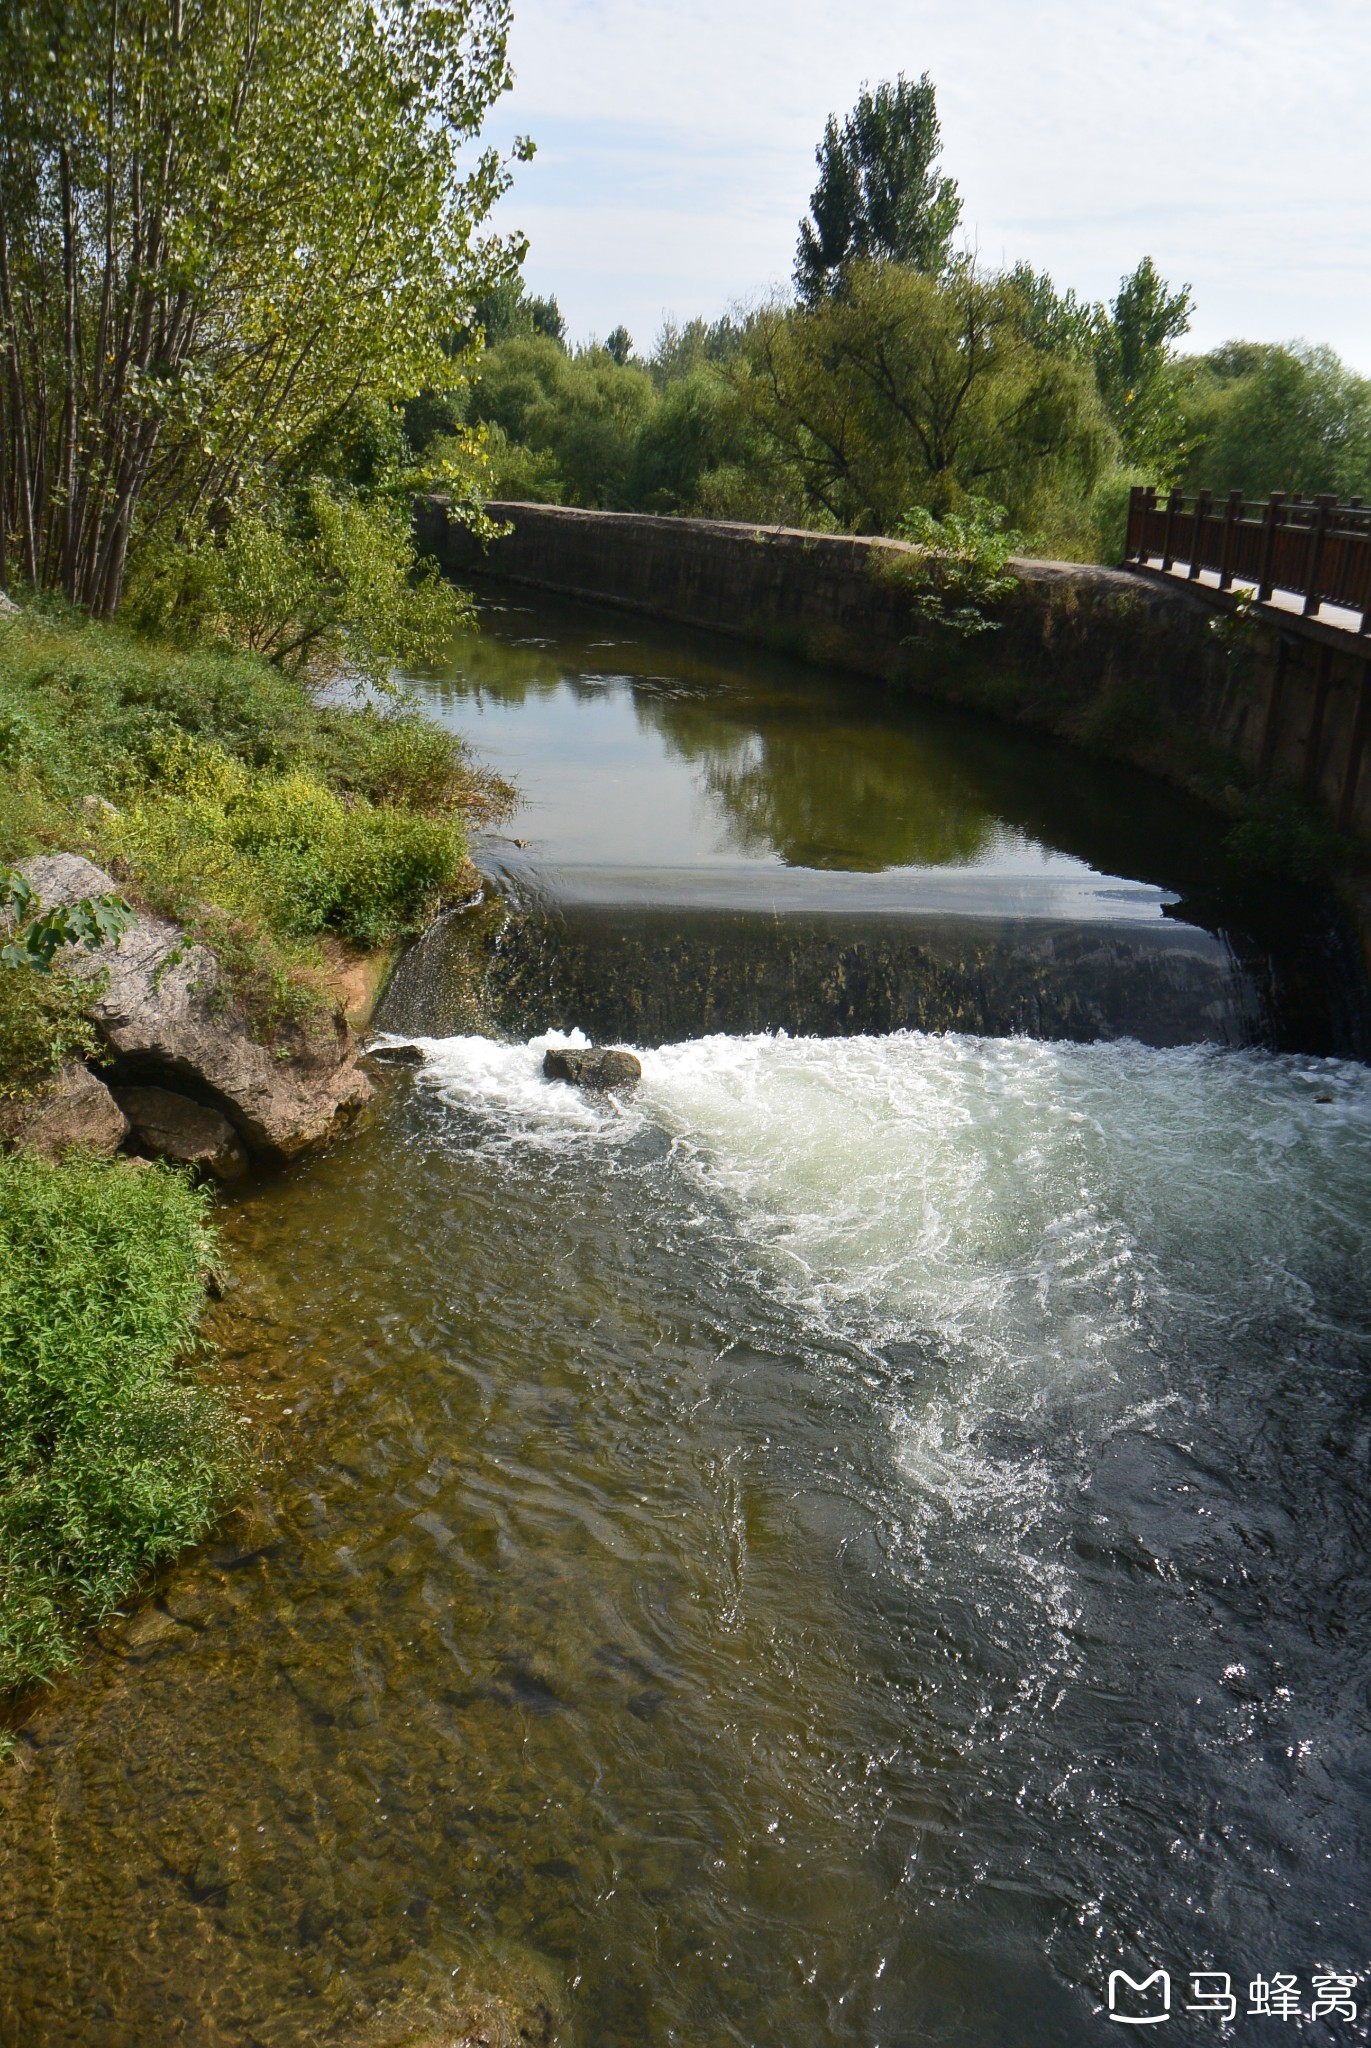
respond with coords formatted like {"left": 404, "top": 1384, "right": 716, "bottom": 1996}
{"left": 0, "top": 0, "right": 525, "bottom": 613}
{"left": 1091, "top": 257, "right": 1193, "bottom": 472}
{"left": 1005, "top": 255, "right": 1195, "bottom": 481}
{"left": 795, "top": 75, "right": 961, "bottom": 304}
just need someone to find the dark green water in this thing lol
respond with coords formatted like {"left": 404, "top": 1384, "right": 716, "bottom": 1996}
{"left": 2, "top": 597, "right": 1370, "bottom": 2048}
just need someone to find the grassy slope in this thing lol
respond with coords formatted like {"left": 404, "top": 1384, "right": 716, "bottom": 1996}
{"left": 0, "top": 602, "right": 508, "bottom": 1036}
{"left": 0, "top": 605, "right": 507, "bottom": 1705}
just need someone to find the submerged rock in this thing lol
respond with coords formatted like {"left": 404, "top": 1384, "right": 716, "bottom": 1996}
{"left": 114, "top": 1084, "right": 249, "bottom": 1180}
{"left": 0, "top": 1062, "right": 129, "bottom": 1158}
{"left": 19, "top": 854, "right": 370, "bottom": 1160}
{"left": 352, "top": 1990, "right": 556, "bottom": 2048}
{"left": 542, "top": 1044, "right": 641, "bottom": 1090}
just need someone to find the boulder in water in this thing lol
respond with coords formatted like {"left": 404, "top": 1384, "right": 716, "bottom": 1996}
{"left": 542, "top": 1044, "right": 641, "bottom": 1090}
{"left": 362, "top": 1040, "right": 427, "bottom": 1066}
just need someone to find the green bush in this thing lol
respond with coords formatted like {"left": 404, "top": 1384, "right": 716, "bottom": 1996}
{"left": 888, "top": 499, "right": 1028, "bottom": 635}
{"left": 106, "top": 739, "right": 466, "bottom": 951}
{"left": 321, "top": 704, "right": 506, "bottom": 818}
{"left": 0, "top": 964, "right": 103, "bottom": 1101}
{"left": 0, "top": 1152, "right": 244, "bottom": 1694}
{"left": 124, "top": 486, "right": 471, "bottom": 689}
{"left": 1222, "top": 795, "right": 1339, "bottom": 882}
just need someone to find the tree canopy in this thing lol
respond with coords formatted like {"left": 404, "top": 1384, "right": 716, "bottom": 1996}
{"left": 0, "top": 0, "right": 525, "bottom": 613}
{"left": 1181, "top": 343, "right": 1371, "bottom": 501}
{"left": 747, "top": 263, "right": 1112, "bottom": 534}
{"left": 795, "top": 75, "right": 961, "bottom": 303}
{"left": 1007, "top": 256, "right": 1194, "bottom": 478}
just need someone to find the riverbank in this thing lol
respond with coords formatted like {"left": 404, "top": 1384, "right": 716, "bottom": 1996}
{"left": 0, "top": 601, "right": 508, "bottom": 1703}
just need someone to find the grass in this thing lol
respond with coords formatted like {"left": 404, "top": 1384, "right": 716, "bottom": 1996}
{"left": 0, "top": 1150, "right": 246, "bottom": 1697}
{"left": 0, "top": 601, "right": 510, "bottom": 1043}
{"left": 0, "top": 962, "right": 104, "bottom": 1101}
{"left": 0, "top": 597, "right": 512, "bottom": 1711}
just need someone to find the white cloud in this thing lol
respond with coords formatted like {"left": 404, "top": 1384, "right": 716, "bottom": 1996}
{"left": 481, "top": 0, "right": 1371, "bottom": 365}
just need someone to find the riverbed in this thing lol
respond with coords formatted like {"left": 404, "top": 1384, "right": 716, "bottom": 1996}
{"left": 2, "top": 595, "right": 1370, "bottom": 2048}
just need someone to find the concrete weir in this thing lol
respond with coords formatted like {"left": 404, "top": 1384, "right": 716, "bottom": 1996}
{"left": 417, "top": 499, "right": 1371, "bottom": 845}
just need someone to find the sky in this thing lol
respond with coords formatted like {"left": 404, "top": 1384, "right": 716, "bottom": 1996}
{"left": 478, "top": 0, "right": 1371, "bottom": 368}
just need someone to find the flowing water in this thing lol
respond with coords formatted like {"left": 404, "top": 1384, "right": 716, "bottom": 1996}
{"left": 3, "top": 596, "right": 1371, "bottom": 2048}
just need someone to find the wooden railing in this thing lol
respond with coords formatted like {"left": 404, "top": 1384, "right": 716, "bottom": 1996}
{"left": 1125, "top": 487, "right": 1371, "bottom": 634}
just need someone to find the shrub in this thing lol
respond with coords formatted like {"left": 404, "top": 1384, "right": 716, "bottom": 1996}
{"left": 124, "top": 486, "right": 471, "bottom": 689}
{"left": 320, "top": 705, "right": 511, "bottom": 819}
{"left": 888, "top": 499, "right": 1028, "bottom": 635}
{"left": 106, "top": 738, "right": 466, "bottom": 949}
{"left": 1222, "top": 796, "right": 1339, "bottom": 883}
{"left": 0, "top": 1152, "right": 244, "bottom": 1694}
{"left": 0, "top": 965, "right": 103, "bottom": 1101}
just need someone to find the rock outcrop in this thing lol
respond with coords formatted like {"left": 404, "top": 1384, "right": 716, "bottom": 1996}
{"left": 542, "top": 1044, "right": 641, "bottom": 1090}
{"left": 20, "top": 854, "right": 370, "bottom": 1159}
{"left": 0, "top": 1062, "right": 130, "bottom": 1158}
{"left": 114, "top": 1085, "right": 250, "bottom": 1180}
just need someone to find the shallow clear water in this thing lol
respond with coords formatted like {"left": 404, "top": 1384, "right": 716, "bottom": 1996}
{"left": 3, "top": 602, "right": 1371, "bottom": 2048}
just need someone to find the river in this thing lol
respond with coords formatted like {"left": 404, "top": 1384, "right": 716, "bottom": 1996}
{"left": 2, "top": 591, "right": 1370, "bottom": 2048}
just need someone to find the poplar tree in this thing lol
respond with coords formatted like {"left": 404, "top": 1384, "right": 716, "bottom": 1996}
{"left": 0, "top": 0, "right": 526, "bottom": 612}
{"left": 795, "top": 75, "right": 961, "bottom": 304}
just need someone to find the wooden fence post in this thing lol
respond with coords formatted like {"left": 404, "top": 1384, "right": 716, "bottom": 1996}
{"left": 1125, "top": 486, "right": 1144, "bottom": 562}
{"left": 1258, "top": 493, "right": 1286, "bottom": 602}
{"left": 1160, "top": 488, "right": 1182, "bottom": 573}
{"left": 1218, "top": 490, "right": 1243, "bottom": 590}
{"left": 1303, "top": 495, "right": 1334, "bottom": 618}
{"left": 1188, "top": 490, "right": 1212, "bottom": 580}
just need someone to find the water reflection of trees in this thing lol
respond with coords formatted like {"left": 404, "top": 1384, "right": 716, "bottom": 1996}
{"left": 419, "top": 621, "right": 998, "bottom": 871}
{"left": 412, "top": 624, "right": 569, "bottom": 708}
{"left": 634, "top": 691, "right": 996, "bottom": 871}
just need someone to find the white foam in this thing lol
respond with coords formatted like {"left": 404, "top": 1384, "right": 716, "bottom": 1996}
{"left": 404, "top": 1028, "right": 1371, "bottom": 1357}
{"left": 401, "top": 1028, "right": 649, "bottom": 1149}
{"left": 404, "top": 1025, "right": 1371, "bottom": 1713}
